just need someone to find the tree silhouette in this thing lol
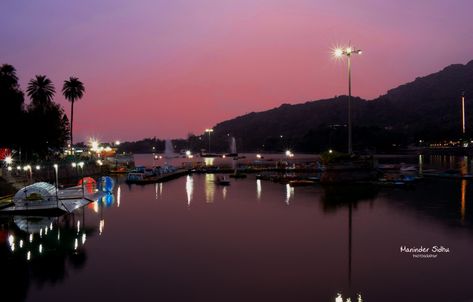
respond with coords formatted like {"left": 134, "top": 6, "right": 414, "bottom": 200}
{"left": 26, "top": 75, "right": 55, "bottom": 109}
{"left": 62, "top": 77, "right": 85, "bottom": 152}
{"left": 0, "top": 64, "right": 25, "bottom": 148}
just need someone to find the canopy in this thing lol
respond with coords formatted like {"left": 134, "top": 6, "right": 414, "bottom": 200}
{"left": 14, "top": 182, "right": 56, "bottom": 203}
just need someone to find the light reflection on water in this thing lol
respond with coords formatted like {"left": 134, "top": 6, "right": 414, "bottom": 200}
{"left": 205, "top": 174, "right": 215, "bottom": 203}
{"left": 256, "top": 179, "right": 262, "bottom": 200}
{"left": 285, "top": 183, "right": 294, "bottom": 205}
{"left": 2, "top": 159, "right": 473, "bottom": 301}
{"left": 186, "top": 175, "right": 193, "bottom": 206}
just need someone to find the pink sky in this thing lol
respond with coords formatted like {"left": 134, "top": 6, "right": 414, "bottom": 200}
{"left": 2, "top": 0, "right": 473, "bottom": 141}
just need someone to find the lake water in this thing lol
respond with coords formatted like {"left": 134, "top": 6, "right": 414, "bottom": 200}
{"left": 1, "top": 155, "right": 473, "bottom": 302}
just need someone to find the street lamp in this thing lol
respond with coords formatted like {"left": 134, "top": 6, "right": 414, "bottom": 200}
{"left": 333, "top": 45, "right": 362, "bottom": 154}
{"left": 4, "top": 155, "right": 13, "bottom": 166}
{"left": 78, "top": 162, "right": 85, "bottom": 197}
{"left": 205, "top": 128, "right": 214, "bottom": 153}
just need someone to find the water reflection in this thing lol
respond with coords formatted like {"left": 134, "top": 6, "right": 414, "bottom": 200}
{"left": 461, "top": 179, "right": 467, "bottom": 222}
{"left": 221, "top": 186, "right": 227, "bottom": 200}
{"left": 205, "top": 174, "right": 215, "bottom": 203}
{"left": 256, "top": 179, "right": 262, "bottom": 200}
{"left": 4, "top": 169, "right": 473, "bottom": 302}
{"left": 153, "top": 182, "right": 164, "bottom": 200}
{"left": 321, "top": 185, "right": 378, "bottom": 211}
{"left": 6, "top": 214, "right": 94, "bottom": 261}
{"left": 335, "top": 293, "right": 363, "bottom": 302}
{"left": 0, "top": 209, "right": 100, "bottom": 302}
{"left": 285, "top": 184, "right": 294, "bottom": 205}
{"left": 98, "top": 193, "right": 115, "bottom": 208}
{"left": 117, "top": 185, "right": 121, "bottom": 207}
{"left": 418, "top": 154, "right": 423, "bottom": 174}
{"left": 99, "top": 219, "right": 105, "bottom": 235}
{"left": 186, "top": 175, "right": 194, "bottom": 206}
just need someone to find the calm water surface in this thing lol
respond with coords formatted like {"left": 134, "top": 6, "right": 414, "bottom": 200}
{"left": 1, "top": 155, "right": 473, "bottom": 301}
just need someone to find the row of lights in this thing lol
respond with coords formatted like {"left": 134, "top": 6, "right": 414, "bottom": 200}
{"left": 5, "top": 160, "right": 106, "bottom": 171}
{"left": 7, "top": 165, "right": 40, "bottom": 172}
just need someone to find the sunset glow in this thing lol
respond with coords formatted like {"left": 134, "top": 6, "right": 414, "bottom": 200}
{"left": 2, "top": 0, "right": 472, "bottom": 141}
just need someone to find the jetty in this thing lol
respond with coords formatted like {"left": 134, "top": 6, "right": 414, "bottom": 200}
{"left": 125, "top": 169, "right": 190, "bottom": 185}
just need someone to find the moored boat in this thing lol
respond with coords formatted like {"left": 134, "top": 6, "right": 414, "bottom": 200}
{"left": 215, "top": 176, "right": 231, "bottom": 185}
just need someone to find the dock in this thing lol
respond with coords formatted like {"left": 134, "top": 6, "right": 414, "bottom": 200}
{"left": 126, "top": 169, "right": 190, "bottom": 185}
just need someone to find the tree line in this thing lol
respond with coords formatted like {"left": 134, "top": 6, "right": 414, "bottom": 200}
{"left": 0, "top": 64, "right": 84, "bottom": 160}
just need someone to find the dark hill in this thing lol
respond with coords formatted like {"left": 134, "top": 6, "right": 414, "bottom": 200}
{"left": 208, "top": 60, "right": 473, "bottom": 153}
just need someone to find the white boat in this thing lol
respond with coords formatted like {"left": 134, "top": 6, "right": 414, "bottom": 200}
{"left": 1, "top": 182, "right": 105, "bottom": 214}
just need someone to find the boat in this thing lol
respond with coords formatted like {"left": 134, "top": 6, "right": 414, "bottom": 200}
{"left": 0, "top": 182, "right": 105, "bottom": 214}
{"left": 215, "top": 176, "right": 230, "bottom": 185}
{"left": 126, "top": 165, "right": 175, "bottom": 182}
{"left": 126, "top": 166, "right": 188, "bottom": 184}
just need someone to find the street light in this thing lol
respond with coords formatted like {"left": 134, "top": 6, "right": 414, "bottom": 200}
{"left": 205, "top": 128, "right": 214, "bottom": 153}
{"left": 4, "top": 155, "right": 13, "bottom": 166}
{"left": 333, "top": 45, "right": 362, "bottom": 154}
{"left": 78, "top": 162, "right": 85, "bottom": 197}
{"left": 53, "top": 164, "right": 59, "bottom": 189}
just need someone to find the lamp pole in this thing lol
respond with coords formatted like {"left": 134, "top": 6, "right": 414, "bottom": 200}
{"left": 53, "top": 164, "right": 59, "bottom": 207}
{"left": 334, "top": 45, "right": 362, "bottom": 154}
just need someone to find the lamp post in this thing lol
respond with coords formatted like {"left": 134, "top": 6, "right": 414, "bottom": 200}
{"left": 78, "top": 162, "right": 85, "bottom": 197}
{"left": 53, "top": 164, "right": 59, "bottom": 207}
{"left": 333, "top": 45, "right": 362, "bottom": 154}
{"left": 205, "top": 128, "right": 214, "bottom": 153}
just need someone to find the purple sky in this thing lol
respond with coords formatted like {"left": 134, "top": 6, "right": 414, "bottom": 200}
{"left": 1, "top": 0, "right": 472, "bottom": 142}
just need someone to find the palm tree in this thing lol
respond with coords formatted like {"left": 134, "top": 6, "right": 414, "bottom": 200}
{"left": 0, "top": 64, "right": 19, "bottom": 86}
{"left": 62, "top": 77, "right": 85, "bottom": 152}
{"left": 26, "top": 75, "right": 55, "bottom": 108}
